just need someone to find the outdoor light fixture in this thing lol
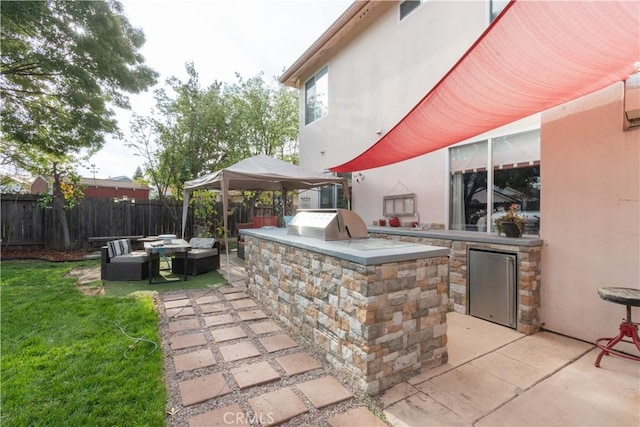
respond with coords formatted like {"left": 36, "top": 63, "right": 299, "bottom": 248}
{"left": 624, "top": 71, "right": 640, "bottom": 127}
{"left": 355, "top": 173, "right": 365, "bottom": 183}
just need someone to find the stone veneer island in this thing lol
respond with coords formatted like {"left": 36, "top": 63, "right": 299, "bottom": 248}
{"left": 242, "top": 227, "right": 450, "bottom": 395}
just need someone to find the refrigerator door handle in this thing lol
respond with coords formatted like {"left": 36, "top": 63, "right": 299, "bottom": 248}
{"left": 506, "top": 256, "right": 515, "bottom": 328}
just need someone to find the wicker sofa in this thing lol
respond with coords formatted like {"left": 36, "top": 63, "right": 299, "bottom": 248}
{"left": 101, "top": 239, "right": 159, "bottom": 281}
{"left": 171, "top": 237, "right": 220, "bottom": 276}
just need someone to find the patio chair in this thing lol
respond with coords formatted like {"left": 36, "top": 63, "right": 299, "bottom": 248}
{"left": 172, "top": 237, "right": 220, "bottom": 276}
{"left": 101, "top": 239, "right": 159, "bottom": 281}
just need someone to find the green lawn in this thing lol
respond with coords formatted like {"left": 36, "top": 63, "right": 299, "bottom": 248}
{"left": 1, "top": 260, "right": 168, "bottom": 426}
{"left": 102, "top": 268, "right": 226, "bottom": 297}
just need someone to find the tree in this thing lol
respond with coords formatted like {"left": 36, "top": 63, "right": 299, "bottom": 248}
{"left": 127, "top": 65, "right": 299, "bottom": 229}
{"left": 1, "top": 1, "right": 157, "bottom": 168}
{"left": 42, "top": 161, "right": 86, "bottom": 250}
{"left": 1, "top": 1, "right": 157, "bottom": 249}
{"left": 223, "top": 73, "right": 299, "bottom": 221}
{"left": 224, "top": 72, "right": 299, "bottom": 163}
{"left": 127, "top": 63, "right": 229, "bottom": 206}
{"left": 133, "top": 166, "right": 143, "bottom": 180}
{"left": 157, "top": 64, "right": 229, "bottom": 195}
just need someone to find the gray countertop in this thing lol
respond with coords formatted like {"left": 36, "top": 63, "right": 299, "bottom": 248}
{"left": 368, "top": 226, "right": 543, "bottom": 246}
{"left": 241, "top": 227, "right": 450, "bottom": 265}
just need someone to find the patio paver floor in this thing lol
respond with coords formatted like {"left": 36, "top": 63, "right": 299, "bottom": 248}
{"left": 158, "top": 279, "right": 381, "bottom": 427}
{"left": 158, "top": 257, "right": 639, "bottom": 427}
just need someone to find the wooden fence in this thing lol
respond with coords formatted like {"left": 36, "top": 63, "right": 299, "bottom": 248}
{"left": 1, "top": 194, "right": 280, "bottom": 250}
{"left": 1, "top": 194, "right": 194, "bottom": 250}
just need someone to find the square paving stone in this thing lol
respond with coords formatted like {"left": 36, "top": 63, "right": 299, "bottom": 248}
{"left": 173, "top": 348, "right": 217, "bottom": 373}
{"left": 248, "top": 321, "right": 281, "bottom": 335}
{"left": 164, "top": 298, "right": 191, "bottom": 309}
{"left": 201, "top": 303, "right": 227, "bottom": 314}
{"left": 224, "top": 291, "right": 249, "bottom": 301}
{"left": 328, "top": 406, "right": 388, "bottom": 427}
{"left": 211, "top": 326, "right": 247, "bottom": 343}
{"left": 219, "top": 286, "right": 243, "bottom": 294}
{"left": 248, "top": 388, "right": 308, "bottom": 425}
{"left": 297, "top": 376, "right": 353, "bottom": 409}
{"left": 230, "top": 283, "right": 247, "bottom": 291}
{"left": 230, "top": 299, "right": 258, "bottom": 309}
{"left": 204, "top": 314, "right": 235, "bottom": 327}
{"left": 163, "top": 293, "right": 188, "bottom": 301}
{"left": 188, "top": 403, "right": 249, "bottom": 426}
{"left": 231, "top": 361, "right": 281, "bottom": 389}
{"left": 219, "top": 341, "right": 262, "bottom": 362}
{"left": 166, "top": 306, "right": 195, "bottom": 318}
{"left": 178, "top": 372, "right": 231, "bottom": 406}
{"left": 195, "top": 295, "right": 220, "bottom": 304}
{"left": 275, "top": 352, "right": 322, "bottom": 376}
{"left": 168, "top": 318, "right": 200, "bottom": 333}
{"left": 170, "top": 332, "right": 207, "bottom": 350}
{"left": 238, "top": 309, "right": 268, "bottom": 321}
{"left": 259, "top": 334, "right": 299, "bottom": 353}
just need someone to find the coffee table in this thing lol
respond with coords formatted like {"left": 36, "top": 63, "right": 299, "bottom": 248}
{"left": 144, "top": 239, "right": 191, "bottom": 284}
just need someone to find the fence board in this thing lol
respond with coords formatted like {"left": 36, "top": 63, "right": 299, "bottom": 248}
{"left": 1, "top": 194, "right": 276, "bottom": 250}
{"left": 1, "top": 195, "right": 191, "bottom": 250}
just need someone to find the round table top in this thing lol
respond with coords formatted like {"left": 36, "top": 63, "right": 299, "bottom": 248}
{"left": 598, "top": 287, "right": 640, "bottom": 307}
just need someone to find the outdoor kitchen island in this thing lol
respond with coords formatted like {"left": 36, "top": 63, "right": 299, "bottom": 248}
{"left": 242, "top": 219, "right": 450, "bottom": 395}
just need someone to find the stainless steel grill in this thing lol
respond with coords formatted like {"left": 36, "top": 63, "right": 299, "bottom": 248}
{"left": 287, "top": 209, "right": 369, "bottom": 241}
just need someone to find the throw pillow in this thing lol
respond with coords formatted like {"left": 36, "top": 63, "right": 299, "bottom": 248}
{"left": 107, "top": 239, "right": 131, "bottom": 258}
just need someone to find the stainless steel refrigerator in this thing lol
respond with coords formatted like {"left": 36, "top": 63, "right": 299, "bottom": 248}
{"left": 468, "top": 249, "right": 517, "bottom": 328}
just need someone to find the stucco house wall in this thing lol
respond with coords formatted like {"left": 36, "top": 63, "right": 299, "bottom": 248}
{"left": 297, "top": 1, "right": 490, "bottom": 226}
{"left": 540, "top": 82, "right": 639, "bottom": 348}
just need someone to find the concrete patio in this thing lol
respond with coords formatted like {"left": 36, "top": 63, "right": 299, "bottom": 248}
{"left": 189, "top": 252, "right": 639, "bottom": 426}
{"left": 380, "top": 313, "right": 639, "bottom": 426}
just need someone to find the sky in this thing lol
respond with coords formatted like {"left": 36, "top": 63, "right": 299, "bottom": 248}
{"left": 81, "top": 0, "right": 352, "bottom": 179}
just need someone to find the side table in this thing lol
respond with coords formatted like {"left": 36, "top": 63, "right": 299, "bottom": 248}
{"left": 594, "top": 287, "right": 640, "bottom": 367}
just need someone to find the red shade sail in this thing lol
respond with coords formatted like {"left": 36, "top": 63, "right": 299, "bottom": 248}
{"left": 330, "top": 0, "right": 640, "bottom": 173}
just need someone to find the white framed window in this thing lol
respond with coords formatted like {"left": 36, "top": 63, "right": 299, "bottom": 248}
{"left": 399, "top": 0, "right": 423, "bottom": 21}
{"left": 449, "top": 130, "right": 541, "bottom": 235}
{"left": 305, "top": 65, "right": 328, "bottom": 125}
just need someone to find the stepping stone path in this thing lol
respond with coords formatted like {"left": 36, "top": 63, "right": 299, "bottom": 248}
{"left": 158, "top": 284, "right": 388, "bottom": 426}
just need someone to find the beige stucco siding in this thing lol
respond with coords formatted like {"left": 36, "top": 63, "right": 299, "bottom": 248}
{"left": 298, "top": 1, "right": 487, "bottom": 225}
{"left": 540, "top": 82, "right": 639, "bottom": 350}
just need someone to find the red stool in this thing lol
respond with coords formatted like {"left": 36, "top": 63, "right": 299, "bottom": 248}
{"left": 594, "top": 287, "right": 640, "bottom": 367}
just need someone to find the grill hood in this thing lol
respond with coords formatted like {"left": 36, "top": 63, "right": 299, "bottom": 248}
{"left": 287, "top": 209, "right": 369, "bottom": 241}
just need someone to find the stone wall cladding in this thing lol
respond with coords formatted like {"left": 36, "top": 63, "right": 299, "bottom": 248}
{"left": 370, "top": 233, "right": 542, "bottom": 335}
{"left": 245, "top": 235, "right": 449, "bottom": 395}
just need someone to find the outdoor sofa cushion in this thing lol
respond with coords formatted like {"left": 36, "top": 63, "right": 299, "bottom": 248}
{"left": 109, "top": 251, "right": 149, "bottom": 263}
{"left": 187, "top": 248, "right": 219, "bottom": 259}
{"left": 172, "top": 238, "right": 220, "bottom": 275}
{"left": 185, "top": 238, "right": 218, "bottom": 259}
